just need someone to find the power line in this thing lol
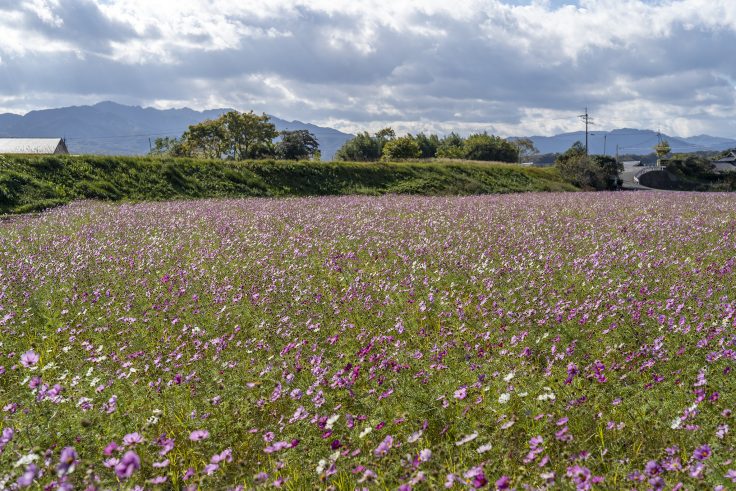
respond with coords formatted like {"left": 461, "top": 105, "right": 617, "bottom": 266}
{"left": 64, "top": 130, "right": 185, "bottom": 141}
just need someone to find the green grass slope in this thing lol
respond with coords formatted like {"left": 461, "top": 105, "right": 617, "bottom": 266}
{"left": 0, "top": 155, "right": 576, "bottom": 214}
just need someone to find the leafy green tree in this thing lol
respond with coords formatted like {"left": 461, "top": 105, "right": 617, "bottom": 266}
{"left": 590, "top": 155, "right": 623, "bottom": 176}
{"left": 589, "top": 155, "right": 623, "bottom": 189}
{"left": 510, "top": 137, "right": 538, "bottom": 162}
{"left": 181, "top": 119, "right": 227, "bottom": 159}
{"left": 413, "top": 133, "right": 440, "bottom": 159}
{"left": 463, "top": 133, "right": 518, "bottom": 162}
{"left": 334, "top": 130, "right": 390, "bottom": 161}
{"left": 375, "top": 127, "right": 396, "bottom": 141}
{"left": 666, "top": 155, "right": 715, "bottom": 177}
{"left": 275, "top": 130, "right": 320, "bottom": 160}
{"left": 382, "top": 136, "right": 422, "bottom": 160}
{"left": 149, "top": 137, "right": 186, "bottom": 157}
{"left": 436, "top": 133, "right": 465, "bottom": 159}
{"left": 220, "top": 111, "right": 278, "bottom": 160}
{"left": 555, "top": 142, "right": 608, "bottom": 189}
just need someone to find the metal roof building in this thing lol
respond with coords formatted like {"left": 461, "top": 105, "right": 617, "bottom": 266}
{"left": 0, "top": 138, "right": 69, "bottom": 155}
{"left": 715, "top": 151, "right": 736, "bottom": 164}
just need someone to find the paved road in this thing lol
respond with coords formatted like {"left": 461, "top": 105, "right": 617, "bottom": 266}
{"left": 619, "top": 167, "right": 668, "bottom": 191}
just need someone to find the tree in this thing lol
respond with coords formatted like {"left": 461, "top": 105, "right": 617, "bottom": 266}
{"left": 220, "top": 111, "right": 278, "bottom": 160}
{"left": 181, "top": 119, "right": 227, "bottom": 159}
{"left": 334, "top": 132, "right": 381, "bottom": 161}
{"left": 510, "top": 137, "right": 538, "bottom": 162}
{"left": 462, "top": 133, "right": 518, "bottom": 162}
{"left": 275, "top": 130, "right": 320, "bottom": 160}
{"left": 436, "top": 133, "right": 465, "bottom": 159}
{"left": 382, "top": 136, "right": 422, "bottom": 160}
{"left": 589, "top": 155, "right": 623, "bottom": 189}
{"left": 413, "top": 133, "right": 440, "bottom": 159}
{"left": 334, "top": 129, "right": 397, "bottom": 162}
{"left": 149, "top": 137, "right": 186, "bottom": 157}
{"left": 555, "top": 142, "right": 612, "bottom": 189}
{"left": 590, "top": 155, "right": 623, "bottom": 176}
{"left": 666, "top": 155, "right": 714, "bottom": 177}
{"left": 375, "top": 127, "right": 396, "bottom": 141}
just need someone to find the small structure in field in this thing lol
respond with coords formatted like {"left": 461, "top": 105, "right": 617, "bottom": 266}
{"left": 0, "top": 138, "right": 69, "bottom": 155}
{"left": 712, "top": 151, "right": 736, "bottom": 173}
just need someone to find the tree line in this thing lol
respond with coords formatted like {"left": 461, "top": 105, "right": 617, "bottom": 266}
{"left": 151, "top": 110, "right": 539, "bottom": 164}
{"left": 333, "top": 128, "right": 537, "bottom": 163}
{"left": 150, "top": 111, "right": 320, "bottom": 161}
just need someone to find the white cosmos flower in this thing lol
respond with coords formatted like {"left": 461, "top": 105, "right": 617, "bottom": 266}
{"left": 498, "top": 393, "right": 511, "bottom": 404}
{"left": 13, "top": 453, "right": 39, "bottom": 468}
{"left": 477, "top": 443, "right": 492, "bottom": 454}
{"left": 325, "top": 414, "right": 340, "bottom": 430}
{"left": 455, "top": 432, "right": 478, "bottom": 446}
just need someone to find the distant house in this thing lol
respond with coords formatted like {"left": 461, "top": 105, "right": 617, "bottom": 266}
{"left": 0, "top": 138, "right": 69, "bottom": 155}
{"left": 713, "top": 151, "right": 736, "bottom": 173}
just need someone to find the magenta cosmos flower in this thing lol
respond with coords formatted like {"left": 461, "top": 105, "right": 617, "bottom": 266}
{"left": 114, "top": 451, "right": 141, "bottom": 479}
{"left": 123, "top": 432, "right": 143, "bottom": 446}
{"left": 189, "top": 429, "right": 210, "bottom": 441}
{"left": 20, "top": 350, "right": 39, "bottom": 368}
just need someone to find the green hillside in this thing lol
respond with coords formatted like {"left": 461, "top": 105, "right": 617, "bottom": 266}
{"left": 0, "top": 155, "right": 576, "bottom": 214}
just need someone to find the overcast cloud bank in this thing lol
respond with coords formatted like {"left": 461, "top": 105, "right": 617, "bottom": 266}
{"left": 0, "top": 0, "right": 734, "bottom": 138}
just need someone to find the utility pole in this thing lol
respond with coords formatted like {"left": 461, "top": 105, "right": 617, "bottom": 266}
{"left": 615, "top": 144, "right": 619, "bottom": 165}
{"left": 579, "top": 107, "right": 594, "bottom": 156}
{"left": 603, "top": 135, "right": 607, "bottom": 156}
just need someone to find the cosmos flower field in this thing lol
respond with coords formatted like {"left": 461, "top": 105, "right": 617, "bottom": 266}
{"left": 1, "top": 192, "right": 736, "bottom": 490}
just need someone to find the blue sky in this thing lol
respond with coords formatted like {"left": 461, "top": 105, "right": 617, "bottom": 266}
{"left": 0, "top": 0, "right": 734, "bottom": 138}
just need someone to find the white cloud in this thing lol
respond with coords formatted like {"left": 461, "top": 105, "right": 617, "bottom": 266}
{"left": 0, "top": 0, "right": 735, "bottom": 137}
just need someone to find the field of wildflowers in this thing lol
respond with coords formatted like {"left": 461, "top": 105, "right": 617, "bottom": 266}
{"left": 1, "top": 192, "right": 736, "bottom": 490}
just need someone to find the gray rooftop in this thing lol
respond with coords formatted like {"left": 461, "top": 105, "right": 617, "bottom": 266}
{"left": 0, "top": 138, "right": 69, "bottom": 154}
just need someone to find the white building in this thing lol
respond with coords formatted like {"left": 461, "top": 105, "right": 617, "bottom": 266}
{"left": 0, "top": 138, "right": 69, "bottom": 155}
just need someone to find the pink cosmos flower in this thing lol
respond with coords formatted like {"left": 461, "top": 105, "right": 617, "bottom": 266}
{"left": 693, "top": 444, "right": 711, "bottom": 461}
{"left": 20, "top": 350, "right": 39, "bottom": 368}
{"left": 57, "top": 447, "right": 78, "bottom": 476}
{"left": 17, "top": 463, "right": 37, "bottom": 487}
{"left": 374, "top": 435, "right": 394, "bottom": 457}
{"left": 103, "top": 441, "right": 119, "bottom": 455}
{"left": 114, "top": 451, "right": 140, "bottom": 479}
{"left": 189, "top": 429, "right": 210, "bottom": 441}
{"left": 123, "top": 432, "right": 143, "bottom": 445}
{"left": 726, "top": 469, "right": 736, "bottom": 483}
{"left": 211, "top": 449, "right": 233, "bottom": 464}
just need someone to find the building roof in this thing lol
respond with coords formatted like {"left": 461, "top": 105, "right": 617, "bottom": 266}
{"left": 715, "top": 151, "right": 736, "bottom": 164}
{"left": 713, "top": 162, "right": 736, "bottom": 173}
{"left": 0, "top": 138, "right": 68, "bottom": 154}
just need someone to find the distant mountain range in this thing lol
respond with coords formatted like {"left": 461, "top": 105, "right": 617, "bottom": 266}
{"left": 0, "top": 101, "right": 353, "bottom": 160}
{"left": 1, "top": 102, "right": 734, "bottom": 159}
{"left": 519, "top": 128, "right": 736, "bottom": 156}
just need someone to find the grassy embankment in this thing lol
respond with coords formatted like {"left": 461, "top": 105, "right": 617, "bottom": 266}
{"left": 0, "top": 154, "right": 576, "bottom": 214}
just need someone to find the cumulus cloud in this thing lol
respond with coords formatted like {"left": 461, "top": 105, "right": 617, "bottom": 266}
{"left": 0, "top": 0, "right": 734, "bottom": 137}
